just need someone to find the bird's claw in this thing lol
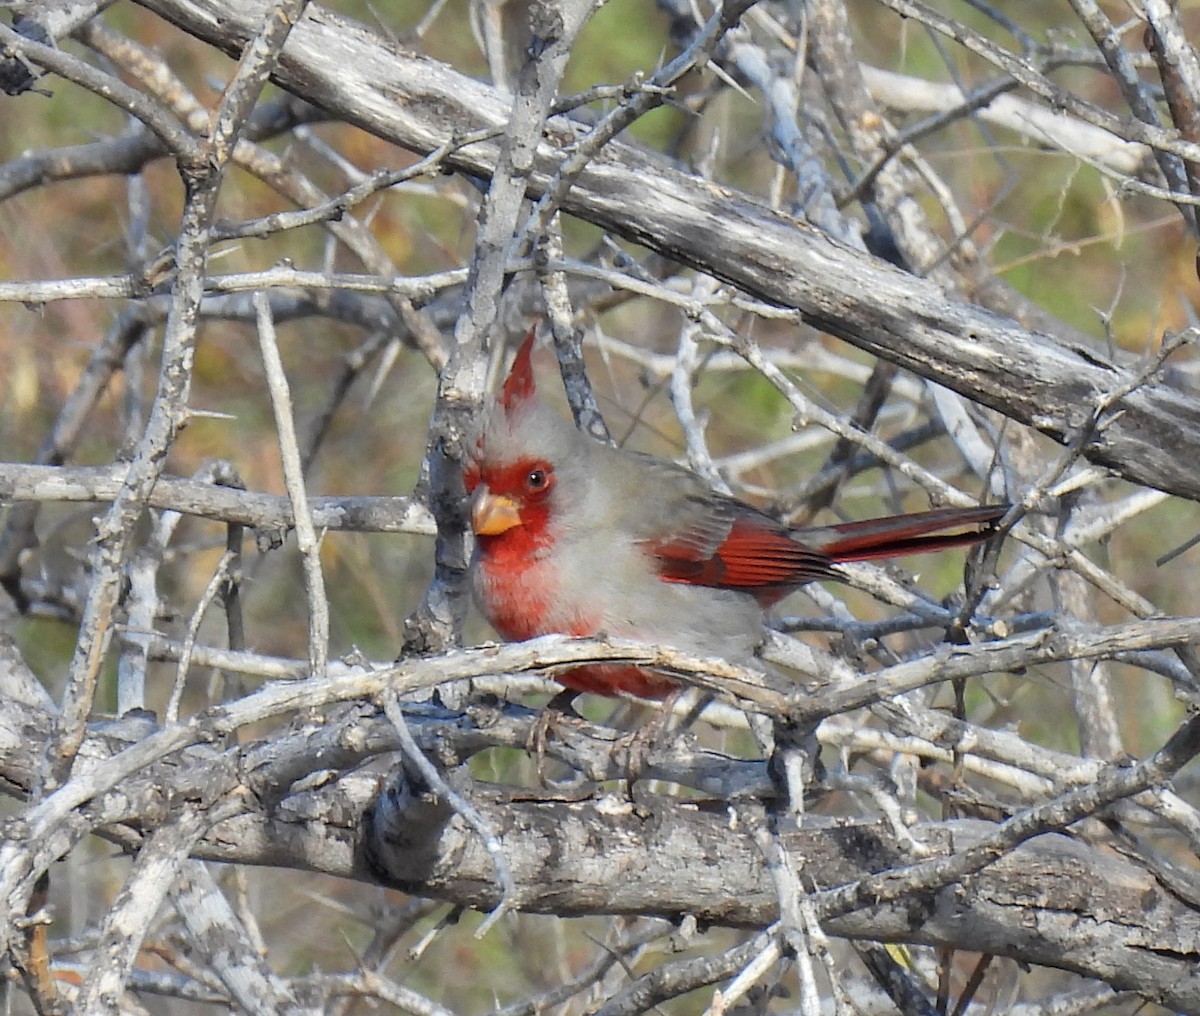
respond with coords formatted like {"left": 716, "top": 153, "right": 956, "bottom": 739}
{"left": 526, "top": 688, "right": 584, "bottom": 782}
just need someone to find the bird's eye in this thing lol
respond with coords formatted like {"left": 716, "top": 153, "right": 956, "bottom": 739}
{"left": 526, "top": 468, "right": 548, "bottom": 491}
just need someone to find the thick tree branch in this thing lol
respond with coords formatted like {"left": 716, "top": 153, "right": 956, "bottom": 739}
{"left": 1, "top": 686, "right": 1198, "bottom": 1009}
{"left": 125, "top": 0, "right": 1200, "bottom": 503}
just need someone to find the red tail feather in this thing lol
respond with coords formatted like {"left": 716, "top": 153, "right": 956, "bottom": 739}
{"left": 808, "top": 505, "right": 1007, "bottom": 563}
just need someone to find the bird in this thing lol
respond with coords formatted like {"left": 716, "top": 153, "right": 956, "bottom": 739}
{"left": 464, "top": 332, "right": 1007, "bottom": 700}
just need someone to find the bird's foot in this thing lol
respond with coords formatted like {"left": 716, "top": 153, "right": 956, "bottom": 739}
{"left": 527, "top": 688, "right": 583, "bottom": 782}
{"left": 608, "top": 726, "right": 656, "bottom": 792}
{"left": 608, "top": 687, "right": 710, "bottom": 790}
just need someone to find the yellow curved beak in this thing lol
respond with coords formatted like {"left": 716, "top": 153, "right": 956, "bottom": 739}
{"left": 470, "top": 486, "right": 522, "bottom": 536}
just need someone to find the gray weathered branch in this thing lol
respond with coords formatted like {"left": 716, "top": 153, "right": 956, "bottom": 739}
{"left": 2, "top": 683, "right": 1198, "bottom": 1010}
{"left": 0, "top": 463, "right": 434, "bottom": 535}
{"left": 114, "top": 0, "right": 1200, "bottom": 503}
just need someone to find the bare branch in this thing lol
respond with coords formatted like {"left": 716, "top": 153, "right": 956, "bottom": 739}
{"left": 130, "top": 0, "right": 1200, "bottom": 502}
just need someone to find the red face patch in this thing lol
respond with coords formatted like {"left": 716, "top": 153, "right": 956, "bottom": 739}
{"left": 471, "top": 457, "right": 556, "bottom": 557}
{"left": 479, "top": 457, "right": 554, "bottom": 505}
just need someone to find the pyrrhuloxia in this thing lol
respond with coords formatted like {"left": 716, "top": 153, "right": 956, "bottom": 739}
{"left": 465, "top": 333, "right": 1005, "bottom": 698}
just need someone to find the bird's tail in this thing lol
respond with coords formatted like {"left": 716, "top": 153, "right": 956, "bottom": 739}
{"left": 799, "top": 504, "right": 1008, "bottom": 563}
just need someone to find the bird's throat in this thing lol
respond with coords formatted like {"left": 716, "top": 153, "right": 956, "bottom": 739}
{"left": 473, "top": 530, "right": 557, "bottom": 642}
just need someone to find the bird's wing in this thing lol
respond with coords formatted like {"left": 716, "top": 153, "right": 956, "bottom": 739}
{"left": 629, "top": 458, "right": 1005, "bottom": 602}
{"left": 637, "top": 485, "right": 836, "bottom": 601}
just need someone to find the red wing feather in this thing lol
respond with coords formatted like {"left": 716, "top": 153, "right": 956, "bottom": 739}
{"left": 652, "top": 513, "right": 836, "bottom": 603}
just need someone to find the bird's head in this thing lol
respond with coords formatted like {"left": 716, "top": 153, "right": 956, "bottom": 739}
{"left": 464, "top": 331, "right": 580, "bottom": 550}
